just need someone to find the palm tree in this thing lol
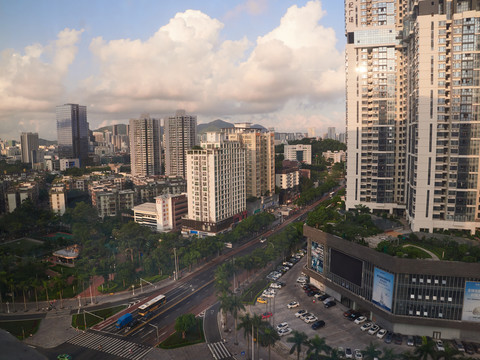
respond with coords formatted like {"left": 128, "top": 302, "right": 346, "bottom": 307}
{"left": 54, "top": 276, "right": 66, "bottom": 309}
{"left": 381, "top": 347, "right": 398, "bottom": 360}
{"left": 363, "top": 342, "right": 382, "bottom": 360}
{"left": 259, "top": 325, "right": 280, "bottom": 360}
{"left": 414, "top": 337, "right": 438, "bottom": 360}
{"left": 251, "top": 313, "right": 265, "bottom": 359}
{"left": 287, "top": 330, "right": 309, "bottom": 360}
{"left": 218, "top": 291, "right": 232, "bottom": 330}
{"left": 329, "top": 348, "right": 343, "bottom": 360}
{"left": 437, "top": 346, "right": 460, "bottom": 360}
{"left": 237, "top": 313, "right": 253, "bottom": 359}
{"left": 306, "top": 334, "right": 331, "bottom": 360}
{"left": 399, "top": 351, "right": 418, "bottom": 360}
{"left": 229, "top": 295, "right": 245, "bottom": 345}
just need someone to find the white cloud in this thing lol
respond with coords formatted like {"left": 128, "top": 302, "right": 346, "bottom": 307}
{"left": 0, "top": 1, "right": 345, "bottom": 139}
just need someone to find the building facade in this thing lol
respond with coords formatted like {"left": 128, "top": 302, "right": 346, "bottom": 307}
{"left": 304, "top": 225, "right": 480, "bottom": 341}
{"left": 345, "top": 0, "right": 480, "bottom": 234}
{"left": 284, "top": 144, "right": 312, "bottom": 164}
{"left": 20, "top": 132, "right": 39, "bottom": 165}
{"left": 50, "top": 183, "right": 67, "bottom": 215}
{"left": 223, "top": 123, "right": 275, "bottom": 198}
{"left": 56, "top": 104, "right": 89, "bottom": 166}
{"left": 164, "top": 110, "right": 197, "bottom": 178}
{"left": 183, "top": 132, "right": 246, "bottom": 236}
{"left": 129, "top": 114, "right": 162, "bottom": 177}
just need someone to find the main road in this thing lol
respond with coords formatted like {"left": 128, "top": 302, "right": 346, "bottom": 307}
{"left": 36, "top": 185, "right": 343, "bottom": 359}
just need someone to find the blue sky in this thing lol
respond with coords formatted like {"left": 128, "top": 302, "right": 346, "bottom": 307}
{"left": 0, "top": 0, "right": 346, "bottom": 140}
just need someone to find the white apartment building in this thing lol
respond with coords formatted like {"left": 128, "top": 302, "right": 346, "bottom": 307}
{"left": 284, "top": 144, "right": 312, "bottom": 164}
{"left": 184, "top": 132, "right": 246, "bottom": 236}
{"left": 345, "top": 0, "right": 480, "bottom": 234}
{"left": 50, "top": 183, "right": 67, "bottom": 215}
{"left": 223, "top": 123, "right": 275, "bottom": 198}
{"left": 134, "top": 194, "right": 188, "bottom": 232}
{"left": 276, "top": 168, "right": 300, "bottom": 190}
{"left": 323, "top": 150, "right": 347, "bottom": 164}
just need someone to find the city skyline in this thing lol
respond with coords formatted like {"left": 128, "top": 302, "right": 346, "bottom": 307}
{"left": 0, "top": 0, "right": 345, "bottom": 141}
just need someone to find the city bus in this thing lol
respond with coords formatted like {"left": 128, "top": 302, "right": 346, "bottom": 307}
{"left": 138, "top": 294, "right": 167, "bottom": 318}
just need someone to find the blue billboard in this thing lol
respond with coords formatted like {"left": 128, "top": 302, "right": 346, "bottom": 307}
{"left": 462, "top": 281, "right": 480, "bottom": 322}
{"left": 372, "top": 267, "right": 394, "bottom": 312}
{"left": 311, "top": 241, "right": 324, "bottom": 274}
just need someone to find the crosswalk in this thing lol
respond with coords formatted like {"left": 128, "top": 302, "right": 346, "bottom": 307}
{"left": 67, "top": 331, "right": 153, "bottom": 360}
{"left": 207, "top": 341, "right": 234, "bottom": 360}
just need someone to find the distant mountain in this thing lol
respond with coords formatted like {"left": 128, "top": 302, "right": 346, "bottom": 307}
{"left": 39, "top": 138, "right": 57, "bottom": 146}
{"left": 197, "top": 119, "right": 267, "bottom": 133}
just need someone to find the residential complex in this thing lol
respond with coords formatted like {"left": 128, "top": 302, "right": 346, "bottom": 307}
{"left": 345, "top": 0, "right": 480, "bottom": 234}
{"left": 56, "top": 104, "right": 90, "bottom": 166}
{"left": 183, "top": 132, "right": 246, "bottom": 236}
{"left": 164, "top": 110, "right": 197, "bottom": 178}
{"left": 223, "top": 123, "right": 275, "bottom": 198}
{"left": 129, "top": 114, "right": 162, "bottom": 177}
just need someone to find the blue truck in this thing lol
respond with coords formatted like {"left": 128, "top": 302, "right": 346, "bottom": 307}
{"left": 115, "top": 313, "right": 133, "bottom": 329}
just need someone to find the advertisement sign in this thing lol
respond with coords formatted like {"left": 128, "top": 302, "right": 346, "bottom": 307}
{"left": 311, "top": 241, "right": 324, "bottom": 274}
{"left": 462, "top": 281, "right": 480, "bottom": 322}
{"left": 372, "top": 267, "right": 394, "bottom": 312}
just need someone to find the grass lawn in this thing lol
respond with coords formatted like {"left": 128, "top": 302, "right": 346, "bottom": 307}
{"left": 0, "top": 319, "right": 41, "bottom": 340}
{"left": 159, "top": 318, "right": 204, "bottom": 349}
{"left": 242, "top": 279, "right": 269, "bottom": 304}
{"left": 72, "top": 305, "right": 126, "bottom": 330}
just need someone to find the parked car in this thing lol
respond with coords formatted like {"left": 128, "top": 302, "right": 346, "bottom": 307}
{"left": 345, "top": 348, "right": 353, "bottom": 359}
{"left": 343, "top": 309, "right": 355, "bottom": 317}
{"left": 270, "top": 282, "right": 282, "bottom": 289}
{"left": 354, "top": 349, "right": 363, "bottom": 359}
{"left": 261, "top": 312, "right": 273, "bottom": 319}
{"left": 296, "top": 276, "right": 308, "bottom": 284}
{"left": 354, "top": 316, "right": 367, "bottom": 325}
{"left": 376, "top": 329, "right": 387, "bottom": 339}
{"left": 414, "top": 336, "right": 422, "bottom": 347}
{"left": 360, "top": 323, "right": 372, "bottom": 332}
{"left": 295, "top": 309, "right": 307, "bottom": 317}
{"left": 368, "top": 325, "right": 380, "bottom": 335}
{"left": 322, "top": 296, "right": 334, "bottom": 304}
{"left": 257, "top": 297, "right": 267, "bottom": 304}
{"left": 384, "top": 332, "right": 393, "bottom": 344}
{"left": 287, "top": 301, "right": 299, "bottom": 309}
{"left": 311, "top": 320, "right": 326, "bottom": 330}
{"left": 348, "top": 312, "right": 362, "bottom": 321}
{"left": 276, "top": 322, "right": 288, "bottom": 331}
{"left": 453, "top": 339, "right": 465, "bottom": 352}
{"left": 407, "top": 336, "right": 414, "bottom": 346}
{"left": 278, "top": 327, "right": 292, "bottom": 336}
{"left": 324, "top": 301, "right": 336, "bottom": 308}
{"left": 283, "top": 261, "right": 293, "bottom": 267}
{"left": 435, "top": 340, "right": 445, "bottom": 352}
{"left": 394, "top": 333, "right": 403, "bottom": 345}
{"left": 319, "top": 294, "right": 331, "bottom": 301}
{"left": 464, "top": 342, "right": 475, "bottom": 355}
{"left": 304, "top": 315, "right": 318, "bottom": 324}
{"left": 299, "top": 312, "right": 313, "bottom": 321}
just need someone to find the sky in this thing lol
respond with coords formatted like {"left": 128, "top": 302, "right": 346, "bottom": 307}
{"left": 0, "top": 0, "right": 346, "bottom": 141}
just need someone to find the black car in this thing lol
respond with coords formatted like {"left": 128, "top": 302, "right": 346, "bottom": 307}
{"left": 324, "top": 301, "right": 336, "bottom": 308}
{"left": 464, "top": 342, "right": 475, "bottom": 355}
{"left": 384, "top": 332, "right": 393, "bottom": 344}
{"left": 311, "top": 320, "right": 326, "bottom": 330}
{"left": 414, "top": 336, "right": 422, "bottom": 347}
{"left": 307, "top": 290, "right": 316, "bottom": 297}
{"left": 348, "top": 312, "right": 361, "bottom": 321}
{"left": 394, "top": 333, "right": 403, "bottom": 345}
{"left": 319, "top": 294, "right": 330, "bottom": 301}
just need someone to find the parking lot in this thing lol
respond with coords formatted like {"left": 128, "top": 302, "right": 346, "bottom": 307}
{"left": 250, "top": 253, "right": 414, "bottom": 357}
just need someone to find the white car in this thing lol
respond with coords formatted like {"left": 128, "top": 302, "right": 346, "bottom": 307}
{"left": 322, "top": 297, "right": 334, "bottom": 305}
{"left": 354, "top": 349, "right": 363, "bottom": 359}
{"left": 283, "top": 261, "right": 293, "bottom": 267}
{"left": 345, "top": 348, "right": 353, "bottom": 359}
{"left": 296, "top": 277, "right": 308, "bottom": 284}
{"left": 287, "top": 301, "right": 299, "bottom": 309}
{"left": 360, "top": 323, "right": 372, "bottom": 331}
{"left": 270, "top": 282, "right": 282, "bottom": 289}
{"left": 304, "top": 315, "right": 318, "bottom": 324}
{"left": 376, "top": 329, "right": 387, "bottom": 339}
{"left": 436, "top": 340, "right": 445, "bottom": 352}
{"left": 295, "top": 309, "right": 307, "bottom": 318}
{"left": 299, "top": 312, "right": 312, "bottom": 321}
{"left": 354, "top": 316, "right": 367, "bottom": 324}
{"left": 276, "top": 322, "right": 288, "bottom": 331}
{"left": 278, "top": 327, "right": 292, "bottom": 336}
{"left": 368, "top": 325, "right": 379, "bottom": 335}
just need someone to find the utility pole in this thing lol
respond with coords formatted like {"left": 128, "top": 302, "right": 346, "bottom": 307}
{"left": 173, "top": 247, "right": 179, "bottom": 280}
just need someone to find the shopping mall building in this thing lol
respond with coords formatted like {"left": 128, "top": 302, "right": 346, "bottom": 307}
{"left": 303, "top": 225, "right": 480, "bottom": 341}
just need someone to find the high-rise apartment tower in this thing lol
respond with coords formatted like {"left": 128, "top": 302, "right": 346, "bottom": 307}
{"left": 20, "top": 132, "right": 39, "bottom": 164}
{"left": 129, "top": 114, "right": 162, "bottom": 177}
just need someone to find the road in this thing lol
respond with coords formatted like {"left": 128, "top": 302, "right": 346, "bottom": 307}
{"left": 33, "top": 186, "right": 343, "bottom": 359}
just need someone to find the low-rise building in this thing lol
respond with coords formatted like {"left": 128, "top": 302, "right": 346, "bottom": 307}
{"left": 322, "top": 150, "right": 346, "bottom": 164}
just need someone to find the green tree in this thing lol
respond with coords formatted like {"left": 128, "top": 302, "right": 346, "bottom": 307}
{"left": 237, "top": 313, "right": 253, "bottom": 358}
{"left": 259, "top": 325, "right": 280, "bottom": 360}
{"left": 174, "top": 313, "right": 197, "bottom": 339}
{"left": 414, "top": 337, "right": 439, "bottom": 360}
{"left": 287, "top": 330, "right": 309, "bottom": 360}
{"left": 306, "top": 335, "right": 331, "bottom": 360}
{"left": 219, "top": 292, "right": 232, "bottom": 329}
{"left": 363, "top": 342, "right": 382, "bottom": 360}
{"left": 229, "top": 295, "right": 245, "bottom": 345}
{"left": 381, "top": 347, "right": 398, "bottom": 360}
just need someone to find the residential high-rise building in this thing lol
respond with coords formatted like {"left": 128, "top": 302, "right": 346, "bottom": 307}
{"left": 56, "top": 104, "right": 90, "bottom": 166}
{"left": 50, "top": 183, "right": 67, "bottom": 215}
{"left": 20, "top": 132, "right": 39, "bottom": 164}
{"left": 129, "top": 114, "right": 162, "bottom": 177}
{"left": 345, "top": 0, "right": 480, "bottom": 234}
{"left": 223, "top": 123, "right": 275, "bottom": 198}
{"left": 164, "top": 110, "right": 197, "bottom": 178}
{"left": 183, "top": 132, "right": 246, "bottom": 236}
{"left": 327, "top": 127, "right": 336, "bottom": 140}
